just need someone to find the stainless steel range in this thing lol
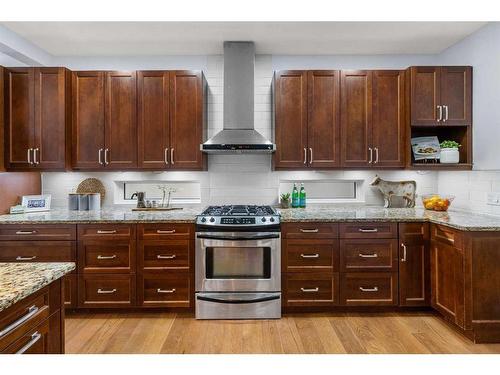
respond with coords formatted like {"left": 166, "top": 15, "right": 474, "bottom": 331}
{"left": 195, "top": 205, "right": 281, "bottom": 319}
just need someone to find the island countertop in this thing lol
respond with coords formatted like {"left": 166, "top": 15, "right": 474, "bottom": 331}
{"left": 0, "top": 262, "right": 76, "bottom": 312}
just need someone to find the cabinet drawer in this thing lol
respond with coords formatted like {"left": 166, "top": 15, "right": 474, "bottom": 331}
{"left": 138, "top": 223, "right": 192, "bottom": 240}
{"left": 64, "top": 274, "right": 78, "bottom": 309}
{"left": 283, "top": 223, "right": 338, "bottom": 239}
{"left": 339, "top": 222, "right": 397, "bottom": 239}
{"left": 0, "top": 241, "right": 76, "bottom": 264}
{"left": 78, "top": 274, "right": 136, "bottom": 308}
{"left": 341, "top": 272, "right": 398, "bottom": 306}
{"left": 340, "top": 239, "right": 398, "bottom": 271}
{"left": 283, "top": 239, "right": 339, "bottom": 272}
{"left": 2, "top": 317, "right": 49, "bottom": 354}
{"left": 78, "top": 240, "right": 135, "bottom": 273}
{"left": 77, "top": 224, "right": 135, "bottom": 240}
{"left": 0, "top": 225, "right": 76, "bottom": 241}
{"left": 399, "top": 222, "right": 429, "bottom": 243}
{"left": 284, "top": 273, "right": 339, "bottom": 306}
{"left": 139, "top": 240, "right": 190, "bottom": 271}
{"left": 138, "top": 273, "right": 191, "bottom": 307}
{"left": 431, "top": 224, "right": 463, "bottom": 249}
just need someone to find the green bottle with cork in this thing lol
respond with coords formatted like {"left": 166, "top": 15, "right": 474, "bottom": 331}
{"left": 292, "top": 183, "right": 299, "bottom": 208}
{"left": 299, "top": 183, "right": 306, "bottom": 208}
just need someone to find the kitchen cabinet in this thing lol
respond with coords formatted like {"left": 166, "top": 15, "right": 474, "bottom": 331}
{"left": 0, "top": 65, "right": 4, "bottom": 171}
{"left": 4, "top": 67, "right": 70, "bottom": 170}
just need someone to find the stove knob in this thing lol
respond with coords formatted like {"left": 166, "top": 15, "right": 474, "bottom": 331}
{"left": 270, "top": 217, "right": 275, "bottom": 223}
{"left": 209, "top": 217, "right": 215, "bottom": 223}
{"left": 261, "top": 217, "right": 267, "bottom": 223}
{"left": 201, "top": 217, "right": 207, "bottom": 223}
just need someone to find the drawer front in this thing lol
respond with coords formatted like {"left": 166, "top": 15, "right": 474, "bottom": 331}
{"left": 138, "top": 223, "right": 192, "bottom": 240}
{"left": 2, "top": 318, "right": 49, "bottom": 354}
{"left": 77, "top": 224, "right": 135, "bottom": 240}
{"left": 284, "top": 239, "right": 339, "bottom": 272}
{"left": 283, "top": 223, "right": 338, "bottom": 239}
{"left": 64, "top": 274, "right": 78, "bottom": 309}
{"left": 339, "top": 222, "right": 397, "bottom": 239}
{"left": 139, "top": 240, "right": 190, "bottom": 271}
{"left": 284, "top": 273, "right": 339, "bottom": 306}
{"left": 399, "top": 222, "right": 429, "bottom": 244}
{"left": 431, "top": 224, "right": 463, "bottom": 249}
{"left": 78, "top": 240, "right": 135, "bottom": 273}
{"left": 340, "top": 239, "right": 398, "bottom": 271}
{"left": 0, "top": 225, "right": 76, "bottom": 241}
{"left": 138, "top": 273, "right": 191, "bottom": 307}
{"left": 78, "top": 274, "right": 136, "bottom": 307}
{"left": 0, "top": 241, "right": 76, "bottom": 264}
{"left": 341, "top": 272, "right": 398, "bottom": 306}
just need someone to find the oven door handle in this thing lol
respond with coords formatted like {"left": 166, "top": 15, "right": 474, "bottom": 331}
{"left": 196, "top": 234, "right": 280, "bottom": 241}
{"left": 196, "top": 294, "right": 280, "bottom": 304}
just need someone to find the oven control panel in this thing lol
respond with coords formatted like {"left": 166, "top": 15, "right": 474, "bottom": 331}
{"left": 220, "top": 217, "right": 256, "bottom": 225}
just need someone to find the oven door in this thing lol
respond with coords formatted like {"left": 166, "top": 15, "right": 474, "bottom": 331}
{"left": 195, "top": 232, "right": 281, "bottom": 292}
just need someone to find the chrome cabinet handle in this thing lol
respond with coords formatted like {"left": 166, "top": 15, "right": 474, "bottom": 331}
{"left": 374, "top": 147, "right": 379, "bottom": 164}
{"left": 300, "top": 253, "right": 320, "bottom": 258}
{"left": 303, "top": 148, "right": 307, "bottom": 164}
{"left": 300, "top": 287, "right": 319, "bottom": 293}
{"left": 358, "top": 228, "right": 378, "bottom": 233}
{"left": 96, "top": 230, "right": 117, "bottom": 234}
{"left": 16, "top": 256, "right": 37, "bottom": 261}
{"left": 157, "top": 254, "right": 176, "bottom": 259}
{"left": 368, "top": 147, "right": 373, "bottom": 164}
{"left": 0, "top": 305, "right": 39, "bottom": 338}
{"left": 164, "top": 148, "right": 169, "bottom": 165}
{"left": 16, "top": 331, "right": 42, "bottom": 354}
{"left": 309, "top": 148, "right": 313, "bottom": 165}
{"left": 157, "top": 229, "right": 176, "bottom": 234}
{"left": 444, "top": 105, "right": 449, "bottom": 122}
{"left": 97, "top": 288, "right": 117, "bottom": 294}
{"left": 27, "top": 148, "right": 32, "bottom": 165}
{"left": 104, "top": 148, "right": 109, "bottom": 165}
{"left": 16, "top": 230, "right": 37, "bottom": 235}
{"left": 97, "top": 255, "right": 117, "bottom": 260}
{"left": 401, "top": 243, "right": 407, "bottom": 262}
{"left": 98, "top": 148, "right": 103, "bottom": 165}
{"left": 299, "top": 229, "right": 319, "bottom": 233}
{"left": 157, "top": 288, "right": 176, "bottom": 294}
{"left": 359, "top": 286, "right": 379, "bottom": 292}
{"left": 437, "top": 105, "right": 442, "bottom": 122}
{"left": 33, "top": 148, "right": 39, "bottom": 165}
{"left": 170, "top": 148, "right": 174, "bottom": 164}
{"left": 358, "top": 253, "right": 378, "bottom": 258}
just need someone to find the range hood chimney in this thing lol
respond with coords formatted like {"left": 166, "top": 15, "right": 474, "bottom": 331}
{"left": 201, "top": 41, "right": 275, "bottom": 153}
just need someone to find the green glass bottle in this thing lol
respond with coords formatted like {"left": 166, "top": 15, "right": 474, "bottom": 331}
{"left": 299, "top": 183, "right": 306, "bottom": 208}
{"left": 292, "top": 183, "right": 299, "bottom": 208}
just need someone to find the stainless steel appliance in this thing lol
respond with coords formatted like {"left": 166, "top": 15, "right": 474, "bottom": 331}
{"left": 195, "top": 205, "right": 281, "bottom": 319}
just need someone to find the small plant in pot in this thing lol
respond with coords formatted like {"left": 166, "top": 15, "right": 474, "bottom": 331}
{"left": 440, "top": 140, "right": 461, "bottom": 164}
{"left": 280, "top": 193, "right": 291, "bottom": 209}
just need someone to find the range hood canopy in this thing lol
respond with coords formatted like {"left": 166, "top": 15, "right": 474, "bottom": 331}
{"left": 201, "top": 41, "right": 275, "bottom": 154}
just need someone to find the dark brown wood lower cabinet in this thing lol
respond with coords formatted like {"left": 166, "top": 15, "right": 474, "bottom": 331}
{"left": 137, "top": 273, "right": 192, "bottom": 308}
{"left": 78, "top": 274, "right": 136, "bottom": 308}
{"left": 283, "top": 272, "right": 339, "bottom": 307}
{"left": 64, "top": 274, "right": 78, "bottom": 309}
{"left": 341, "top": 272, "right": 398, "bottom": 306}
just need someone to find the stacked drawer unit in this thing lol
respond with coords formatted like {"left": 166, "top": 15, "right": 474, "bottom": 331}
{"left": 339, "top": 222, "right": 399, "bottom": 306}
{"left": 282, "top": 223, "right": 340, "bottom": 307}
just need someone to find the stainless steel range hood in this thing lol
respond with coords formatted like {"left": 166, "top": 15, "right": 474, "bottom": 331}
{"left": 201, "top": 42, "right": 275, "bottom": 153}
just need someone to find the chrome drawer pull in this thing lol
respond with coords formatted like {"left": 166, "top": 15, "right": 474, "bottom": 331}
{"left": 358, "top": 228, "right": 378, "bottom": 233}
{"left": 0, "top": 305, "right": 39, "bottom": 338}
{"left": 16, "top": 256, "right": 37, "bottom": 261}
{"left": 300, "top": 287, "right": 319, "bottom": 293}
{"left": 358, "top": 253, "right": 378, "bottom": 258}
{"left": 157, "top": 288, "right": 176, "bottom": 294}
{"left": 299, "top": 229, "right": 319, "bottom": 233}
{"left": 15, "top": 230, "right": 37, "bottom": 235}
{"left": 300, "top": 253, "right": 320, "bottom": 258}
{"left": 16, "top": 331, "right": 42, "bottom": 354}
{"left": 157, "top": 254, "right": 176, "bottom": 259}
{"left": 157, "top": 229, "right": 176, "bottom": 234}
{"left": 97, "top": 288, "right": 117, "bottom": 294}
{"left": 359, "top": 286, "right": 379, "bottom": 292}
{"left": 97, "top": 230, "right": 117, "bottom": 234}
{"left": 97, "top": 255, "right": 117, "bottom": 260}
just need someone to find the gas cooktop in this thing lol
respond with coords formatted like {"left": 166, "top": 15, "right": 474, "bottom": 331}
{"left": 196, "top": 205, "right": 280, "bottom": 228}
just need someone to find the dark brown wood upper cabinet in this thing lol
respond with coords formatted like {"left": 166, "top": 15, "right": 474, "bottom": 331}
{"left": 410, "top": 66, "right": 471, "bottom": 126}
{"left": 340, "top": 70, "right": 373, "bottom": 167}
{"left": 5, "top": 67, "right": 69, "bottom": 171}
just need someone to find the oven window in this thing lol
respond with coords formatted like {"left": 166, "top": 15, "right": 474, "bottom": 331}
{"left": 206, "top": 247, "right": 271, "bottom": 279}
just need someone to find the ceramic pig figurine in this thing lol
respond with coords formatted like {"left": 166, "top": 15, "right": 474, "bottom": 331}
{"left": 370, "top": 175, "right": 417, "bottom": 208}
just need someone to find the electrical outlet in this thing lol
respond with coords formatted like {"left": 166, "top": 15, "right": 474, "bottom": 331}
{"left": 487, "top": 192, "right": 500, "bottom": 206}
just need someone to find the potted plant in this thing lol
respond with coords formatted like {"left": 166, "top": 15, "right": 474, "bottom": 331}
{"left": 280, "top": 193, "right": 291, "bottom": 209}
{"left": 440, "top": 140, "right": 461, "bottom": 164}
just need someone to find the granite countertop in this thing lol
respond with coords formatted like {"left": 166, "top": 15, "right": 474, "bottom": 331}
{"left": 0, "top": 262, "right": 75, "bottom": 312}
{"left": 1, "top": 205, "right": 500, "bottom": 231}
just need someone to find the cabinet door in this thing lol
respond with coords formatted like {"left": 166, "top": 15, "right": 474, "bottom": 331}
{"left": 273, "top": 70, "right": 308, "bottom": 169}
{"left": 34, "top": 68, "right": 68, "bottom": 169}
{"left": 340, "top": 70, "right": 372, "bottom": 167}
{"left": 4, "top": 68, "right": 34, "bottom": 169}
{"left": 105, "top": 71, "right": 137, "bottom": 169}
{"left": 440, "top": 66, "right": 472, "bottom": 126}
{"left": 399, "top": 223, "right": 430, "bottom": 306}
{"left": 410, "top": 66, "right": 440, "bottom": 126}
{"left": 169, "top": 71, "right": 205, "bottom": 170}
{"left": 72, "top": 71, "right": 105, "bottom": 169}
{"left": 307, "top": 70, "right": 340, "bottom": 168}
{"left": 137, "top": 71, "right": 170, "bottom": 169}
{"left": 372, "top": 70, "right": 405, "bottom": 167}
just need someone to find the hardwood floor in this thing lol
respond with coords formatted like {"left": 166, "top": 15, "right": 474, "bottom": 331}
{"left": 65, "top": 311, "right": 500, "bottom": 354}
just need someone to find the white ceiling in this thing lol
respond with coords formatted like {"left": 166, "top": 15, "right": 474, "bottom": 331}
{"left": 1, "top": 22, "right": 487, "bottom": 56}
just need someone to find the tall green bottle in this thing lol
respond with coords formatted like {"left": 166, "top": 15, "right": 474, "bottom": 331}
{"left": 291, "top": 183, "right": 299, "bottom": 208}
{"left": 299, "top": 183, "right": 306, "bottom": 208}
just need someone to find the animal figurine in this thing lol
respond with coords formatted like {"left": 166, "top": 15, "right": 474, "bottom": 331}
{"left": 370, "top": 175, "right": 416, "bottom": 208}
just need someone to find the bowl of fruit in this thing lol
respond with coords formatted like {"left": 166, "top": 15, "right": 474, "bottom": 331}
{"left": 422, "top": 194, "right": 454, "bottom": 211}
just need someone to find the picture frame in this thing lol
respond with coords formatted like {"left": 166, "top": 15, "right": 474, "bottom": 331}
{"left": 21, "top": 194, "right": 52, "bottom": 212}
